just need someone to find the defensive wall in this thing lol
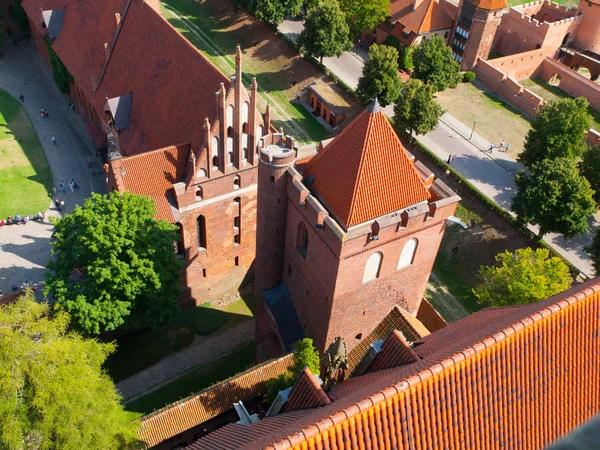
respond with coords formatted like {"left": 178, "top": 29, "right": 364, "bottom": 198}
{"left": 538, "top": 57, "right": 600, "bottom": 110}
{"left": 494, "top": 1, "right": 581, "bottom": 56}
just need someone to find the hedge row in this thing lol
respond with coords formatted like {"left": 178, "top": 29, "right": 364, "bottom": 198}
{"left": 410, "top": 137, "right": 582, "bottom": 278}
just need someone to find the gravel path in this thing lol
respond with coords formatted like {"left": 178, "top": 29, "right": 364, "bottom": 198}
{"left": 117, "top": 319, "right": 255, "bottom": 402}
{"left": 0, "top": 43, "right": 106, "bottom": 295}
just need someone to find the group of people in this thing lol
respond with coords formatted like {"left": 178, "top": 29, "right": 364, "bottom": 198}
{"left": 489, "top": 140, "right": 510, "bottom": 152}
{"left": 57, "top": 179, "right": 79, "bottom": 193}
{"left": 40, "top": 107, "right": 49, "bottom": 118}
{"left": 0, "top": 212, "right": 44, "bottom": 226}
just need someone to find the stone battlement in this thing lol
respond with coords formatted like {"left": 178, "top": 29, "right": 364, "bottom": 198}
{"left": 507, "top": 4, "right": 580, "bottom": 29}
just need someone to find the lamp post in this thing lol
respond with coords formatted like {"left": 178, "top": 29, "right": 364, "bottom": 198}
{"left": 470, "top": 121, "right": 477, "bottom": 140}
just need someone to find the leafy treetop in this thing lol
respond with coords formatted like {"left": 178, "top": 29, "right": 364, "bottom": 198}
{"left": 339, "top": 0, "right": 389, "bottom": 35}
{"left": 512, "top": 158, "right": 596, "bottom": 239}
{"left": 45, "top": 191, "right": 182, "bottom": 335}
{"left": 412, "top": 35, "right": 461, "bottom": 92}
{"left": 586, "top": 227, "right": 600, "bottom": 276}
{"left": 356, "top": 44, "right": 403, "bottom": 107}
{"left": 393, "top": 78, "right": 444, "bottom": 138}
{"left": 0, "top": 293, "right": 141, "bottom": 450}
{"left": 518, "top": 97, "right": 591, "bottom": 168}
{"left": 579, "top": 146, "right": 600, "bottom": 206}
{"left": 473, "top": 247, "right": 572, "bottom": 307}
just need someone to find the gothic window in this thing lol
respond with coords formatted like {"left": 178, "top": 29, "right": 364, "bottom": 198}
{"left": 398, "top": 238, "right": 418, "bottom": 270}
{"left": 242, "top": 101, "right": 249, "bottom": 123}
{"left": 227, "top": 126, "right": 234, "bottom": 138}
{"left": 228, "top": 150, "right": 234, "bottom": 165}
{"left": 197, "top": 215, "right": 207, "bottom": 250}
{"left": 296, "top": 221, "right": 309, "bottom": 259}
{"left": 195, "top": 186, "right": 203, "bottom": 201}
{"left": 242, "top": 147, "right": 248, "bottom": 161}
{"left": 211, "top": 137, "right": 219, "bottom": 171}
{"left": 234, "top": 175, "right": 241, "bottom": 190}
{"left": 362, "top": 252, "right": 382, "bottom": 283}
{"left": 226, "top": 105, "right": 234, "bottom": 128}
{"left": 256, "top": 125, "right": 264, "bottom": 139}
{"left": 198, "top": 168, "right": 207, "bottom": 178}
{"left": 212, "top": 155, "right": 219, "bottom": 170}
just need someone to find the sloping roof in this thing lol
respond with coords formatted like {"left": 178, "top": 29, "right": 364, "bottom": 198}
{"left": 117, "top": 144, "right": 189, "bottom": 222}
{"left": 389, "top": 0, "right": 454, "bottom": 35}
{"left": 303, "top": 102, "right": 431, "bottom": 230}
{"left": 139, "top": 354, "right": 295, "bottom": 449}
{"left": 465, "top": 0, "right": 507, "bottom": 10}
{"left": 282, "top": 369, "right": 331, "bottom": 412}
{"left": 368, "top": 330, "right": 420, "bottom": 372}
{"left": 186, "top": 279, "right": 600, "bottom": 450}
{"left": 41, "top": 9, "right": 64, "bottom": 39}
{"left": 23, "top": 0, "right": 231, "bottom": 156}
{"left": 416, "top": 297, "right": 447, "bottom": 331}
{"left": 264, "top": 284, "right": 305, "bottom": 351}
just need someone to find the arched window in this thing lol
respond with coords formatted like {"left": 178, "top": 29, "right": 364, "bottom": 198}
{"left": 197, "top": 215, "right": 207, "bottom": 250}
{"left": 227, "top": 126, "right": 234, "bottom": 138}
{"left": 362, "top": 252, "right": 382, "bottom": 283}
{"left": 242, "top": 122, "right": 249, "bottom": 134}
{"left": 212, "top": 155, "right": 219, "bottom": 170}
{"left": 242, "top": 101, "right": 249, "bottom": 123}
{"left": 398, "top": 238, "right": 418, "bottom": 270}
{"left": 296, "top": 221, "right": 309, "bottom": 259}
{"left": 195, "top": 186, "right": 203, "bottom": 201}
{"left": 228, "top": 150, "right": 234, "bottom": 165}
{"left": 242, "top": 147, "right": 248, "bottom": 161}
{"left": 256, "top": 125, "right": 263, "bottom": 139}
{"left": 233, "top": 175, "right": 241, "bottom": 190}
{"left": 211, "top": 136, "right": 219, "bottom": 153}
{"left": 198, "top": 168, "right": 207, "bottom": 178}
{"left": 226, "top": 105, "right": 234, "bottom": 128}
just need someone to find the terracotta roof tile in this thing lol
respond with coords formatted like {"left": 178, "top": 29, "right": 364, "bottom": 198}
{"left": 390, "top": 0, "right": 454, "bottom": 35}
{"left": 117, "top": 144, "right": 189, "bottom": 222}
{"left": 368, "top": 330, "right": 420, "bottom": 372}
{"left": 466, "top": 0, "right": 507, "bottom": 10}
{"left": 416, "top": 297, "right": 447, "bottom": 331}
{"left": 303, "top": 106, "right": 431, "bottom": 230}
{"left": 282, "top": 368, "right": 331, "bottom": 413}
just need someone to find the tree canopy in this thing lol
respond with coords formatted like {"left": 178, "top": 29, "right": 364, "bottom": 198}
{"left": 473, "top": 247, "right": 572, "bottom": 307}
{"left": 586, "top": 227, "right": 600, "bottom": 276}
{"left": 356, "top": 44, "right": 402, "bottom": 107}
{"left": 298, "top": 0, "right": 351, "bottom": 63}
{"left": 0, "top": 294, "right": 141, "bottom": 449}
{"left": 45, "top": 192, "right": 182, "bottom": 335}
{"left": 412, "top": 35, "right": 461, "bottom": 92}
{"left": 518, "top": 98, "right": 591, "bottom": 168}
{"left": 579, "top": 147, "right": 600, "bottom": 206}
{"left": 255, "top": 0, "right": 286, "bottom": 25}
{"left": 393, "top": 78, "right": 443, "bottom": 137}
{"left": 338, "top": 0, "right": 389, "bottom": 35}
{"left": 512, "top": 158, "right": 596, "bottom": 239}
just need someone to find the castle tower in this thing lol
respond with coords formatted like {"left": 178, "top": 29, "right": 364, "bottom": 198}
{"left": 573, "top": 0, "right": 600, "bottom": 53}
{"left": 449, "top": 0, "right": 507, "bottom": 70}
{"left": 254, "top": 100, "right": 461, "bottom": 359}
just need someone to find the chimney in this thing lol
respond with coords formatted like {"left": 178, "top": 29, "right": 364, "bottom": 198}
{"left": 104, "top": 43, "right": 110, "bottom": 60}
{"left": 115, "top": 13, "right": 121, "bottom": 26}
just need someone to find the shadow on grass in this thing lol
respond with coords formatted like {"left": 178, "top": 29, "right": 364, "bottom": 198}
{"left": 103, "top": 301, "right": 254, "bottom": 383}
{"left": 273, "top": 103, "right": 331, "bottom": 143}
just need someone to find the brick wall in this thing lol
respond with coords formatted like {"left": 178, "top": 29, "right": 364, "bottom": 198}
{"left": 28, "top": 17, "right": 51, "bottom": 69}
{"left": 461, "top": 8, "right": 503, "bottom": 71}
{"left": 573, "top": 0, "right": 600, "bottom": 51}
{"left": 538, "top": 57, "right": 600, "bottom": 110}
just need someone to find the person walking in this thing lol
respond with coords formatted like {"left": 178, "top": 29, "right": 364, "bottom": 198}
{"left": 71, "top": 179, "right": 79, "bottom": 190}
{"left": 499, "top": 140, "right": 505, "bottom": 149}
{"left": 447, "top": 155, "right": 452, "bottom": 164}
{"left": 489, "top": 143, "right": 494, "bottom": 152}
{"left": 60, "top": 200, "right": 65, "bottom": 211}
{"left": 60, "top": 181, "right": 66, "bottom": 193}
{"left": 19, "top": 94, "right": 24, "bottom": 102}
{"left": 51, "top": 135, "right": 56, "bottom": 145}
{"left": 505, "top": 143, "right": 510, "bottom": 152}
{"left": 69, "top": 181, "right": 75, "bottom": 192}
{"left": 52, "top": 186, "right": 57, "bottom": 197}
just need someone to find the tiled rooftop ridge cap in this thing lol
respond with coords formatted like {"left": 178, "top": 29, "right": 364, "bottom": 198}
{"left": 266, "top": 280, "right": 600, "bottom": 450}
{"left": 283, "top": 368, "right": 331, "bottom": 413}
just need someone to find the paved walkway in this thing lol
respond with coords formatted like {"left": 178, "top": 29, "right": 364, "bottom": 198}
{"left": 0, "top": 43, "right": 106, "bottom": 295}
{"left": 278, "top": 22, "right": 596, "bottom": 278}
{"left": 117, "top": 319, "right": 255, "bottom": 402}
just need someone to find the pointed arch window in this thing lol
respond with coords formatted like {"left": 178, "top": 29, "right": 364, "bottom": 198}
{"left": 197, "top": 215, "right": 207, "bottom": 251}
{"left": 398, "top": 238, "right": 418, "bottom": 270}
{"left": 233, "top": 175, "right": 241, "bottom": 190}
{"left": 198, "top": 168, "right": 207, "bottom": 178}
{"left": 195, "top": 186, "right": 203, "bottom": 201}
{"left": 296, "top": 221, "right": 309, "bottom": 259}
{"left": 363, "top": 252, "right": 382, "bottom": 283}
{"left": 226, "top": 105, "right": 234, "bottom": 128}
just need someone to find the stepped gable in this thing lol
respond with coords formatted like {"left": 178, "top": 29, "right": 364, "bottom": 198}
{"left": 368, "top": 329, "right": 420, "bottom": 372}
{"left": 303, "top": 100, "right": 431, "bottom": 230}
{"left": 115, "top": 144, "right": 189, "bottom": 221}
{"left": 186, "top": 279, "right": 600, "bottom": 450}
{"left": 282, "top": 368, "right": 331, "bottom": 413}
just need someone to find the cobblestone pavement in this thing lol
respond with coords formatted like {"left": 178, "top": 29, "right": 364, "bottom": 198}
{"left": 117, "top": 319, "right": 255, "bottom": 403}
{"left": 0, "top": 43, "right": 106, "bottom": 295}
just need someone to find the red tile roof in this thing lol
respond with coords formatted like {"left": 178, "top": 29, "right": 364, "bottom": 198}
{"left": 23, "top": 0, "right": 231, "bottom": 156}
{"left": 368, "top": 329, "right": 420, "bottom": 372}
{"left": 186, "top": 279, "right": 600, "bottom": 450}
{"left": 117, "top": 144, "right": 189, "bottom": 222}
{"left": 389, "top": 0, "right": 454, "bottom": 35}
{"left": 282, "top": 368, "right": 331, "bottom": 413}
{"left": 466, "top": 0, "right": 507, "bottom": 10}
{"left": 303, "top": 103, "right": 431, "bottom": 229}
{"left": 416, "top": 297, "right": 447, "bottom": 332}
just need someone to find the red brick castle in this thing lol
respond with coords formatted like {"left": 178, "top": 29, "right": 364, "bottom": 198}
{"left": 254, "top": 101, "right": 460, "bottom": 359}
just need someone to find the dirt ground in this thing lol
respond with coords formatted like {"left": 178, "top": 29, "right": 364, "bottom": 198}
{"left": 435, "top": 82, "right": 531, "bottom": 160}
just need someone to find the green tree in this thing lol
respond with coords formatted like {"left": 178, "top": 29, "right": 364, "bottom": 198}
{"left": 412, "top": 35, "right": 461, "bottom": 92}
{"left": 512, "top": 158, "right": 596, "bottom": 239}
{"left": 518, "top": 98, "right": 592, "bottom": 168}
{"left": 255, "top": 0, "right": 286, "bottom": 25}
{"left": 399, "top": 45, "right": 414, "bottom": 71}
{"left": 338, "top": 0, "right": 389, "bottom": 35}
{"left": 298, "top": 0, "right": 351, "bottom": 63}
{"left": 356, "top": 44, "right": 402, "bottom": 107}
{"left": 579, "top": 147, "right": 600, "bottom": 206}
{"left": 45, "top": 192, "right": 182, "bottom": 335}
{"left": 284, "top": 0, "right": 304, "bottom": 16}
{"left": 473, "top": 248, "right": 572, "bottom": 307}
{"left": 0, "top": 294, "right": 141, "bottom": 449}
{"left": 586, "top": 227, "right": 600, "bottom": 276}
{"left": 393, "top": 78, "right": 443, "bottom": 138}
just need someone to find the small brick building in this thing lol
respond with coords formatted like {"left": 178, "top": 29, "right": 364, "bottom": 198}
{"left": 254, "top": 100, "right": 460, "bottom": 359}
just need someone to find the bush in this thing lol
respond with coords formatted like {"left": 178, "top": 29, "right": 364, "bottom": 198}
{"left": 266, "top": 373, "right": 293, "bottom": 404}
{"left": 462, "top": 71, "right": 476, "bottom": 83}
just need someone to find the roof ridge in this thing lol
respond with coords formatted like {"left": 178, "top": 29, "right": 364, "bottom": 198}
{"left": 417, "top": 0, "right": 437, "bottom": 34}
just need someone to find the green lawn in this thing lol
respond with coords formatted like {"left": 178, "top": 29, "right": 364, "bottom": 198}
{"left": 0, "top": 89, "right": 52, "bottom": 217}
{"left": 432, "top": 251, "right": 482, "bottom": 314}
{"left": 160, "top": 0, "right": 333, "bottom": 144}
{"left": 125, "top": 341, "right": 256, "bottom": 416}
{"left": 507, "top": 0, "right": 576, "bottom": 6}
{"left": 104, "top": 296, "right": 254, "bottom": 382}
{"left": 520, "top": 77, "right": 600, "bottom": 131}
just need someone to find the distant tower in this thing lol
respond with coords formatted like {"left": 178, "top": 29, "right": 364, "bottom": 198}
{"left": 449, "top": 0, "right": 507, "bottom": 70}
